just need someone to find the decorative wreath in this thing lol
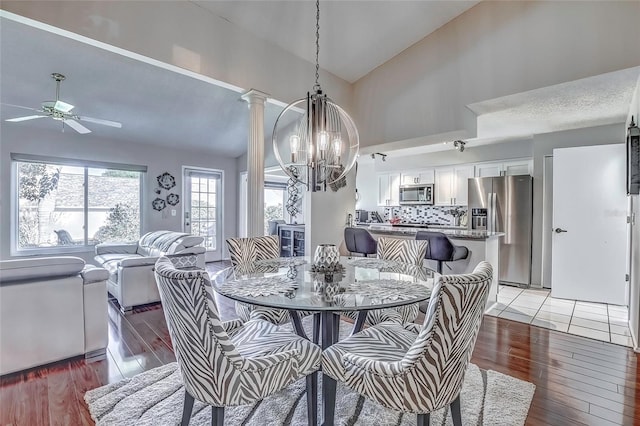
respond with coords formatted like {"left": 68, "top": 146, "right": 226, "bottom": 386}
{"left": 166, "top": 193, "right": 180, "bottom": 206}
{"left": 157, "top": 172, "right": 176, "bottom": 190}
{"left": 152, "top": 197, "right": 166, "bottom": 211}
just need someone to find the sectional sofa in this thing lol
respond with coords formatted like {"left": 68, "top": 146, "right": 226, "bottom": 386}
{"left": 0, "top": 256, "right": 109, "bottom": 375}
{"left": 94, "top": 230, "right": 205, "bottom": 312}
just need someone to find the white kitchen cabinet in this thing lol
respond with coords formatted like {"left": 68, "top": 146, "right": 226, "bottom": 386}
{"left": 453, "top": 165, "right": 474, "bottom": 205}
{"left": 503, "top": 160, "right": 532, "bottom": 176}
{"left": 435, "top": 166, "right": 473, "bottom": 205}
{"left": 474, "top": 159, "right": 532, "bottom": 177}
{"left": 434, "top": 168, "right": 454, "bottom": 205}
{"left": 401, "top": 169, "right": 434, "bottom": 185}
{"left": 377, "top": 173, "right": 400, "bottom": 206}
{"left": 475, "top": 163, "right": 503, "bottom": 178}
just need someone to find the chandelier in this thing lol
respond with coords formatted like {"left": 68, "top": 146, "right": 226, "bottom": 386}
{"left": 272, "top": 0, "right": 359, "bottom": 192}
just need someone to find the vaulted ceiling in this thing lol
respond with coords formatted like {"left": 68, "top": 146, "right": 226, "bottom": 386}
{"left": 1, "top": 2, "right": 638, "bottom": 159}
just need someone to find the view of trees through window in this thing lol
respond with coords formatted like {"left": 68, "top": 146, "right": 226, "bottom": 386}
{"left": 264, "top": 185, "right": 286, "bottom": 235}
{"left": 17, "top": 161, "right": 142, "bottom": 250}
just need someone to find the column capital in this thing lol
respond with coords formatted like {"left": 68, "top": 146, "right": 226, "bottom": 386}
{"left": 241, "top": 89, "right": 269, "bottom": 105}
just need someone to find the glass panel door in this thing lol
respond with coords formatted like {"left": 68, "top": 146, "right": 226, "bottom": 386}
{"left": 183, "top": 168, "right": 223, "bottom": 262}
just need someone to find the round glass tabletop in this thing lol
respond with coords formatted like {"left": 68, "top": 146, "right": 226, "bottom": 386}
{"left": 211, "top": 256, "right": 438, "bottom": 312}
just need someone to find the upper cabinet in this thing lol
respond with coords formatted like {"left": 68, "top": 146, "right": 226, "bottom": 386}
{"left": 475, "top": 159, "right": 532, "bottom": 177}
{"left": 377, "top": 172, "right": 400, "bottom": 206}
{"left": 401, "top": 169, "right": 435, "bottom": 185}
{"left": 435, "top": 165, "right": 474, "bottom": 205}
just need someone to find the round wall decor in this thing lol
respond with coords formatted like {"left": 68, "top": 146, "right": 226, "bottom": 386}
{"left": 152, "top": 197, "right": 166, "bottom": 211}
{"left": 157, "top": 172, "right": 176, "bottom": 190}
{"left": 166, "top": 193, "right": 180, "bottom": 206}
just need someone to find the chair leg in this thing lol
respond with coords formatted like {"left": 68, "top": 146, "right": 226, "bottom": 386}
{"left": 333, "top": 313, "right": 340, "bottom": 341}
{"left": 417, "top": 413, "right": 430, "bottom": 426}
{"left": 437, "top": 261, "right": 443, "bottom": 274}
{"left": 180, "top": 391, "right": 194, "bottom": 426}
{"left": 211, "top": 406, "right": 224, "bottom": 426}
{"left": 313, "top": 313, "right": 320, "bottom": 344}
{"left": 450, "top": 395, "right": 462, "bottom": 426}
{"left": 306, "top": 372, "right": 318, "bottom": 426}
{"left": 322, "top": 374, "right": 337, "bottom": 426}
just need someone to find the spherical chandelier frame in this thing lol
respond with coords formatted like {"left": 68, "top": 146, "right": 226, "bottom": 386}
{"left": 272, "top": 91, "right": 359, "bottom": 192}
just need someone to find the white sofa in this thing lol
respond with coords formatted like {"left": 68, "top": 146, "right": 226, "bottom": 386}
{"left": 0, "top": 256, "right": 109, "bottom": 375}
{"left": 94, "top": 230, "right": 205, "bottom": 312}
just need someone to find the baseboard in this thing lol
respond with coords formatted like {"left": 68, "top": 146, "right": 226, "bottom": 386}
{"left": 85, "top": 348, "right": 107, "bottom": 362}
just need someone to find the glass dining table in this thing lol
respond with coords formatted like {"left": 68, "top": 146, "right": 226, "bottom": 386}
{"left": 211, "top": 256, "right": 438, "bottom": 347}
{"left": 211, "top": 256, "right": 437, "bottom": 425}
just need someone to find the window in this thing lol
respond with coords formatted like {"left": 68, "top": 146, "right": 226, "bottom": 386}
{"left": 13, "top": 155, "right": 144, "bottom": 253}
{"left": 264, "top": 181, "right": 286, "bottom": 235}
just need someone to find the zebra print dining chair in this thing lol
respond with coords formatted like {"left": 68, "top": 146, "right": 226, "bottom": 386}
{"left": 226, "top": 236, "right": 321, "bottom": 342}
{"left": 226, "top": 235, "right": 290, "bottom": 324}
{"left": 347, "top": 237, "right": 429, "bottom": 325}
{"left": 154, "top": 256, "right": 322, "bottom": 426}
{"left": 322, "top": 262, "right": 492, "bottom": 426}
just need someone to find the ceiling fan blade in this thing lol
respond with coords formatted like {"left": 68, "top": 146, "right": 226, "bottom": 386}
{"left": 65, "top": 119, "right": 91, "bottom": 134}
{"left": 1, "top": 103, "right": 42, "bottom": 112}
{"left": 78, "top": 116, "right": 122, "bottom": 128}
{"left": 6, "top": 115, "right": 48, "bottom": 122}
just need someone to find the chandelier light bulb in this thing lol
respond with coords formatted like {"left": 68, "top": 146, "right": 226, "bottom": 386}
{"left": 289, "top": 134, "right": 300, "bottom": 162}
{"left": 333, "top": 137, "right": 342, "bottom": 162}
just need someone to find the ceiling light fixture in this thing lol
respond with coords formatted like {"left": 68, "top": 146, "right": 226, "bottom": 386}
{"left": 371, "top": 152, "right": 387, "bottom": 162}
{"left": 453, "top": 140, "right": 466, "bottom": 152}
{"left": 272, "top": 0, "right": 359, "bottom": 192}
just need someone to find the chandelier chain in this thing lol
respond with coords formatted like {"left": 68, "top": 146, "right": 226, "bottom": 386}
{"left": 314, "top": 0, "right": 321, "bottom": 92}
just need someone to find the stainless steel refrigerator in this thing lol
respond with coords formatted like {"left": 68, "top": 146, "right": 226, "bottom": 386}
{"left": 468, "top": 175, "right": 533, "bottom": 287}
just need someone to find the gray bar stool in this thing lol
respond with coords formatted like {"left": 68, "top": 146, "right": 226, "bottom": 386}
{"left": 415, "top": 231, "right": 469, "bottom": 274}
{"left": 344, "top": 227, "right": 377, "bottom": 257}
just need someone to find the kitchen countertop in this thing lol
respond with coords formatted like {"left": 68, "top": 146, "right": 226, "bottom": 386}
{"left": 354, "top": 224, "right": 504, "bottom": 240}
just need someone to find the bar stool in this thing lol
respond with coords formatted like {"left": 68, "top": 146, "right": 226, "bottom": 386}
{"left": 415, "top": 231, "right": 469, "bottom": 274}
{"left": 344, "top": 227, "right": 377, "bottom": 257}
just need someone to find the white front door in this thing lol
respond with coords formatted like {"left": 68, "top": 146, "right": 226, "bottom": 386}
{"left": 183, "top": 167, "right": 223, "bottom": 262}
{"left": 551, "top": 144, "right": 628, "bottom": 305}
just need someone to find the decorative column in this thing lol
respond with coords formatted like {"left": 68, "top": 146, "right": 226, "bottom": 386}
{"left": 241, "top": 89, "right": 269, "bottom": 237}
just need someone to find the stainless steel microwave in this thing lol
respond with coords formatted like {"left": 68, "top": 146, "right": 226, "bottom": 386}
{"left": 399, "top": 184, "right": 434, "bottom": 205}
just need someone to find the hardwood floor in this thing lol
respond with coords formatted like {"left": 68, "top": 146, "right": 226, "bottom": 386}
{"left": 1, "top": 263, "right": 638, "bottom": 425}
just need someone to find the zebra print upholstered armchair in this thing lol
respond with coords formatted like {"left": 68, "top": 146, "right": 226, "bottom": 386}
{"left": 154, "top": 256, "right": 322, "bottom": 426}
{"left": 322, "top": 262, "right": 492, "bottom": 426}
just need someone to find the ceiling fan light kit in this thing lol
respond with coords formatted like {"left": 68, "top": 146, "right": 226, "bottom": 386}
{"left": 4, "top": 72, "right": 122, "bottom": 134}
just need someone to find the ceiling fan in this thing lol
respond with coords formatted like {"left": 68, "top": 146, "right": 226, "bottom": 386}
{"left": 4, "top": 73, "right": 122, "bottom": 134}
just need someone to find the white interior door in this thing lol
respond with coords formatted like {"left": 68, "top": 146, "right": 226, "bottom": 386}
{"left": 183, "top": 167, "right": 223, "bottom": 262}
{"left": 551, "top": 144, "right": 628, "bottom": 305}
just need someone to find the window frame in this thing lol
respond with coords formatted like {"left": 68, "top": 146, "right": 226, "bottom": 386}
{"left": 11, "top": 153, "right": 146, "bottom": 256}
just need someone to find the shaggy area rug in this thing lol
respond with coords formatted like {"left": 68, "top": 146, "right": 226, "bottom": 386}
{"left": 86, "top": 361, "right": 534, "bottom": 425}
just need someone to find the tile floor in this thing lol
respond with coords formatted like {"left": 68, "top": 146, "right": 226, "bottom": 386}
{"left": 486, "top": 285, "right": 633, "bottom": 347}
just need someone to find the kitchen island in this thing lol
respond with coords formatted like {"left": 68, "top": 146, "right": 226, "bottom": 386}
{"left": 353, "top": 223, "right": 503, "bottom": 311}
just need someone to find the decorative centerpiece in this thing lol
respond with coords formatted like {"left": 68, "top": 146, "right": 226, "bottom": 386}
{"left": 312, "top": 244, "right": 340, "bottom": 270}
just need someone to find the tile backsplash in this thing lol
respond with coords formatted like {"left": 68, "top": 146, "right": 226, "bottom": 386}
{"left": 383, "top": 205, "right": 468, "bottom": 226}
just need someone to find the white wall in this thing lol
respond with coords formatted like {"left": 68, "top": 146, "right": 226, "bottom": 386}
{"left": 353, "top": 1, "right": 640, "bottom": 146}
{"left": 0, "top": 125, "right": 238, "bottom": 262}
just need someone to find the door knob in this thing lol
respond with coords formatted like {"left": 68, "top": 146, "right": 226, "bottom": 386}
{"left": 554, "top": 228, "right": 568, "bottom": 233}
